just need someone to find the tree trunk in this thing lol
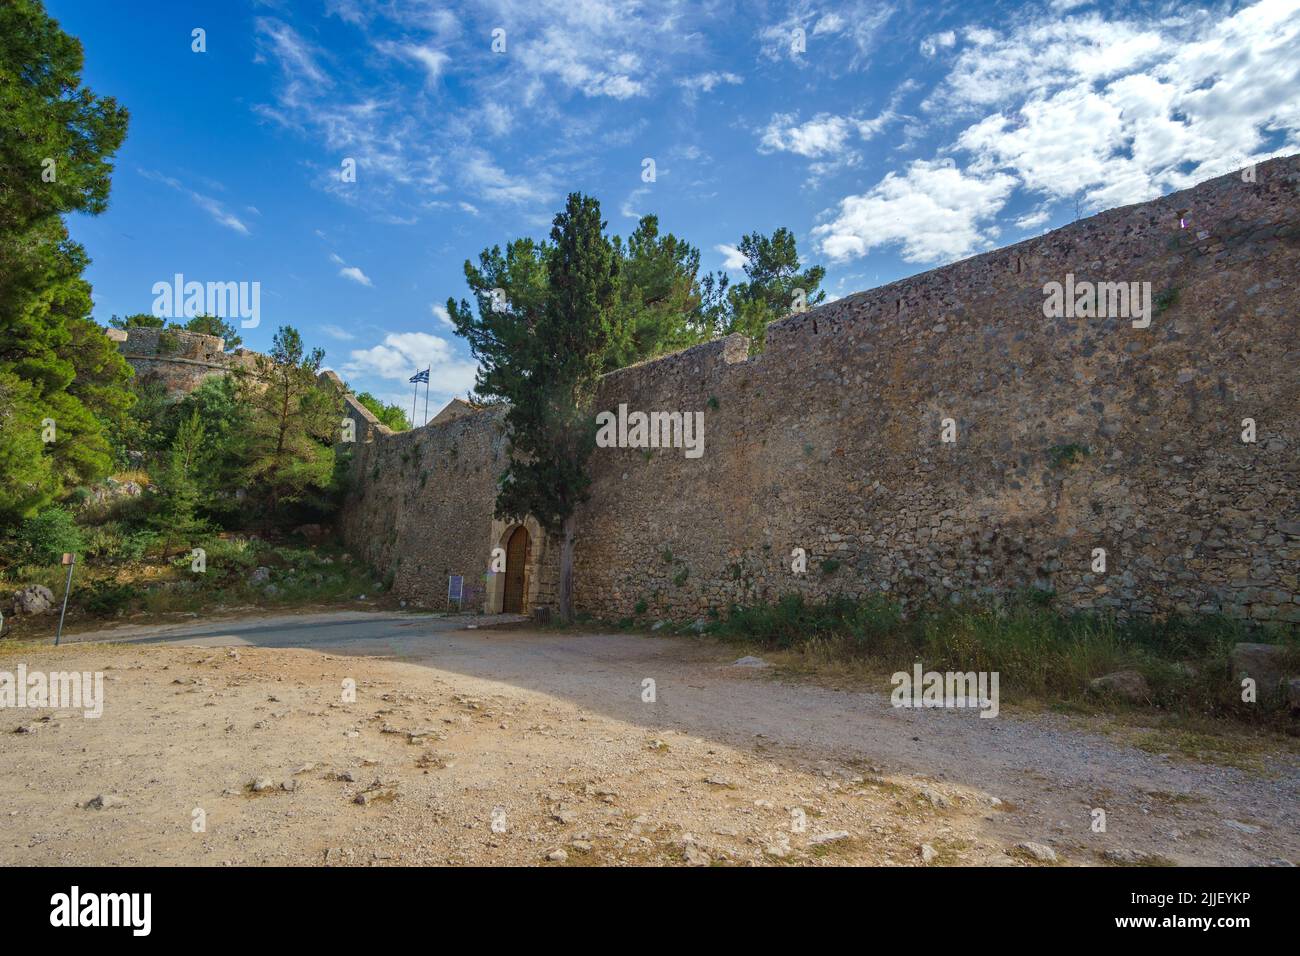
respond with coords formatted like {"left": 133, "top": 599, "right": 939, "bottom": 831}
{"left": 558, "top": 514, "right": 576, "bottom": 623}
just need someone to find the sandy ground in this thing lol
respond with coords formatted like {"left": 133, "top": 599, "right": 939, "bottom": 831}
{"left": 1, "top": 611, "right": 1296, "bottom": 867}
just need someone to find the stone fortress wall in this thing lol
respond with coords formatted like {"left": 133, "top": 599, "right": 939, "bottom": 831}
{"left": 339, "top": 156, "right": 1299, "bottom": 624}
{"left": 108, "top": 326, "right": 259, "bottom": 398}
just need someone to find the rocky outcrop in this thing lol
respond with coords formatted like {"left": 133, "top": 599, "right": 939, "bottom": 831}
{"left": 10, "top": 585, "right": 56, "bottom": 616}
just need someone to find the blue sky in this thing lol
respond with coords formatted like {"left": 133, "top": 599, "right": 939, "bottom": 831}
{"left": 51, "top": 0, "right": 1300, "bottom": 420}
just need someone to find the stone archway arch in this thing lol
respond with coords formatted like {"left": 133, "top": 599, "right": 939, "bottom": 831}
{"left": 485, "top": 516, "right": 546, "bottom": 614}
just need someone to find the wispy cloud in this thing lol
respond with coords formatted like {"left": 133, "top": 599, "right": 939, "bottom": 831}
{"left": 758, "top": 1, "right": 896, "bottom": 71}
{"left": 138, "top": 168, "right": 251, "bottom": 235}
{"left": 676, "top": 71, "right": 741, "bottom": 103}
{"left": 459, "top": 148, "right": 551, "bottom": 205}
{"left": 377, "top": 40, "right": 450, "bottom": 85}
{"left": 330, "top": 252, "right": 373, "bottom": 286}
{"left": 322, "top": 323, "right": 356, "bottom": 340}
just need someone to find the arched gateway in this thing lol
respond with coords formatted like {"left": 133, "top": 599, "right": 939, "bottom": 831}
{"left": 502, "top": 525, "right": 529, "bottom": 613}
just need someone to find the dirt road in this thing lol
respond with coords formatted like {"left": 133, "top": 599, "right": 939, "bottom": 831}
{"left": 2, "top": 611, "right": 1295, "bottom": 866}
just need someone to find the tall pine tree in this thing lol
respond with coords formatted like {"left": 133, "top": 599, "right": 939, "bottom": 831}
{"left": 448, "top": 193, "right": 622, "bottom": 621}
{"left": 0, "top": 0, "right": 132, "bottom": 523}
{"left": 237, "top": 326, "right": 340, "bottom": 518}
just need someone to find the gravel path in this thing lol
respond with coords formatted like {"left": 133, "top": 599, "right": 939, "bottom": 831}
{"left": 2, "top": 611, "right": 1295, "bottom": 866}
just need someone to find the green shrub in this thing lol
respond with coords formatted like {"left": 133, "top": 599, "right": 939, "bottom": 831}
{"left": 84, "top": 524, "right": 128, "bottom": 560}
{"left": 633, "top": 598, "right": 648, "bottom": 615}
{"left": 1046, "top": 444, "right": 1090, "bottom": 468}
{"left": 1154, "top": 286, "right": 1179, "bottom": 315}
{"left": 201, "top": 535, "right": 258, "bottom": 569}
{"left": 81, "top": 579, "right": 136, "bottom": 616}
{"left": 16, "top": 507, "right": 84, "bottom": 564}
{"left": 120, "top": 530, "right": 160, "bottom": 561}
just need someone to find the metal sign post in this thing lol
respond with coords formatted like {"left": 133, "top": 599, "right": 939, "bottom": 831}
{"left": 55, "top": 552, "right": 76, "bottom": 646}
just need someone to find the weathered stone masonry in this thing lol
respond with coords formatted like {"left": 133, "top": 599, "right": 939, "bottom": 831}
{"left": 339, "top": 157, "right": 1300, "bottom": 624}
{"left": 108, "top": 327, "right": 259, "bottom": 398}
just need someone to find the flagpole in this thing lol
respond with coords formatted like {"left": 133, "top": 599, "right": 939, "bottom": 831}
{"left": 423, "top": 367, "right": 430, "bottom": 426}
{"left": 411, "top": 376, "right": 417, "bottom": 427}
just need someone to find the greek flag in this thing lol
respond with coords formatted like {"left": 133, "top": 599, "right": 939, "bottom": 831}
{"left": 409, "top": 368, "right": 430, "bottom": 383}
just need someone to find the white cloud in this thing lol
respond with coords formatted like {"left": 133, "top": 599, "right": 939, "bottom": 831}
{"left": 924, "top": 14, "right": 1166, "bottom": 113}
{"left": 342, "top": 332, "right": 478, "bottom": 400}
{"left": 816, "top": 0, "right": 1300, "bottom": 264}
{"left": 1014, "top": 207, "right": 1051, "bottom": 230}
{"left": 329, "top": 252, "right": 373, "bottom": 286}
{"left": 919, "top": 30, "right": 956, "bottom": 57}
{"left": 620, "top": 186, "right": 651, "bottom": 219}
{"left": 814, "top": 159, "right": 1016, "bottom": 264}
{"left": 431, "top": 303, "right": 454, "bottom": 327}
{"left": 322, "top": 323, "right": 356, "bottom": 340}
{"left": 951, "top": 0, "right": 1300, "bottom": 211}
{"left": 758, "top": 106, "right": 904, "bottom": 184}
{"left": 716, "top": 243, "right": 748, "bottom": 271}
{"left": 759, "top": 113, "right": 857, "bottom": 159}
{"left": 324, "top": 0, "right": 369, "bottom": 26}
{"left": 338, "top": 265, "right": 373, "bottom": 286}
{"left": 509, "top": 16, "right": 651, "bottom": 101}
{"left": 677, "top": 71, "right": 742, "bottom": 100}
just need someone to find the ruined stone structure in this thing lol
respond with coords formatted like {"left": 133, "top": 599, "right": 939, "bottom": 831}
{"left": 108, "top": 326, "right": 259, "bottom": 398}
{"left": 337, "top": 157, "right": 1300, "bottom": 625}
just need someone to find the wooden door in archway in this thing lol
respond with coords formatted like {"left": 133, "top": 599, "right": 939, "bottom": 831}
{"left": 503, "top": 526, "right": 529, "bottom": 613}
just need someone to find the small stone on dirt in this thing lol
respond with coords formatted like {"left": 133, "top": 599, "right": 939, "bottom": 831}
{"left": 683, "top": 845, "right": 711, "bottom": 866}
{"left": 82, "top": 794, "right": 125, "bottom": 810}
{"left": 1222, "top": 819, "right": 1261, "bottom": 834}
{"left": 1014, "top": 841, "right": 1058, "bottom": 863}
{"left": 1089, "top": 670, "right": 1149, "bottom": 701}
